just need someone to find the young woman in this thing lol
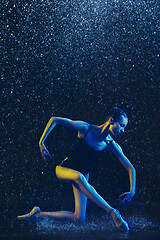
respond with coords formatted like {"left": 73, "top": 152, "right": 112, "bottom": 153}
{"left": 18, "top": 107, "right": 136, "bottom": 231}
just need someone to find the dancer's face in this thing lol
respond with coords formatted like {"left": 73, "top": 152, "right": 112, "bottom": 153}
{"left": 109, "top": 115, "right": 128, "bottom": 137}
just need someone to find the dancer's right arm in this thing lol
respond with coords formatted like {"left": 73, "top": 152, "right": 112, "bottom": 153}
{"left": 39, "top": 117, "right": 56, "bottom": 160}
{"left": 39, "top": 117, "right": 57, "bottom": 145}
{"left": 39, "top": 116, "right": 88, "bottom": 161}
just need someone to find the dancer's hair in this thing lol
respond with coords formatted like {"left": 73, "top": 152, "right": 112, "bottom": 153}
{"left": 107, "top": 107, "right": 128, "bottom": 122}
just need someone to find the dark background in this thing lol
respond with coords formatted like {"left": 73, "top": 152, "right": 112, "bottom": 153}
{"left": 0, "top": 0, "right": 160, "bottom": 239}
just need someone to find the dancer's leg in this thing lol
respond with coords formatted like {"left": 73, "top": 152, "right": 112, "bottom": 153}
{"left": 17, "top": 171, "right": 89, "bottom": 221}
{"left": 55, "top": 166, "right": 129, "bottom": 231}
{"left": 38, "top": 173, "right": 89, "bottom": 220}
{"left": 18, "top": 166, "right": 128, "bottom": 231}
{"left": 72, "top": 173, "right": 89, "bottom": 221}
{"left": 56, "top": 166, "right": 113, "bottom": 213}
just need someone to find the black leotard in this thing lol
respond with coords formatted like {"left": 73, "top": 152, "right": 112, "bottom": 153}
{"left": 59, "top": 124, "right": 113, "bottom": 175}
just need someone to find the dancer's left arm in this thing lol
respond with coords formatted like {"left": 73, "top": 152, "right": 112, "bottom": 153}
{"left": 108, "top": 141, "right": 136, "bottom": 204}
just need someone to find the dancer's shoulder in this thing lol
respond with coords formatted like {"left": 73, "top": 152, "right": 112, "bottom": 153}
{"left": 107, "top": 140, "right": 123, "bottom": 156}
{"left": 54, "top": 116, "right": 90, "bottom": 133}
{"left": 72, "top": 120, "right": 90, "bottom": 134}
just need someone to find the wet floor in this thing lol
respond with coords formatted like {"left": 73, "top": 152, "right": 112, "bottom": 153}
{"left": 1, "top": 211, "right": 159, "bottom": 240}
{"left": 1, "top": 1, "right": 159, "bottom": 239}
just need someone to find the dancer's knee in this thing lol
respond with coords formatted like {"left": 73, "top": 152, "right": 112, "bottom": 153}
{"left": 55, "top": 165, "right": 83, "bottom": 182}
{"left": 73, "top": 212, "right": 86, "bottom": 222}
{"left": 55, "top": 165, "right": 60, "bottom": 177}
{"left": 75, "top": 172, "right": 86, "bottom": 184}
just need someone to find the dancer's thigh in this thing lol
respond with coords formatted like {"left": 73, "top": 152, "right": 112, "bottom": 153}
{"left": 55, "top": 165, "right": 81, "bottom": 181}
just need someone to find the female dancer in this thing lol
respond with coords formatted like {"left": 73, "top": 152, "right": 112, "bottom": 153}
{"left": 18, "top": 107, "right": 136, "bottom": 231}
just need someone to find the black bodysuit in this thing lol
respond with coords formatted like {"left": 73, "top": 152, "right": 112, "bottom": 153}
{"left": 59, "top": 124, "right": 113, "bottom": 175}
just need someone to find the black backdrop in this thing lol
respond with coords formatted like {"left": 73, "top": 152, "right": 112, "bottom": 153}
{"left": 0, "top": 0, "right": 159, "bottom": 230}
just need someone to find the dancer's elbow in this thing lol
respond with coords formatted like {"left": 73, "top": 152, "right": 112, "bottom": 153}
{"left": 51, "top": 117, "right": 75, "bottom": 129}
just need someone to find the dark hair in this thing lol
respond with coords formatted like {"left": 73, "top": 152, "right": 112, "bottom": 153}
{"left": 107, "top": 107, "right": 128, "bottom": 122}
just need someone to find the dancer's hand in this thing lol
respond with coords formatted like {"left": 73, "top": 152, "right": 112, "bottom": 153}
{"left": 39, "top": 143, "right": 51, "bottom": 163}
{"left": 119, "top": 192, "right": 134, "bottom": 205}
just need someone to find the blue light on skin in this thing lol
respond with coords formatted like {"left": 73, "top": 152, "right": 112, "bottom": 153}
{"left": 109, "top": 115, "right": 128, "bottom": 138}
{"left": 18, "top": 114, "right": 134, "bottom": 232}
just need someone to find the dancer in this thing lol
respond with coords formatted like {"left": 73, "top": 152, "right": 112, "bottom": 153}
{"left": 18, "top": 107, "right": 136, "bottom": 231}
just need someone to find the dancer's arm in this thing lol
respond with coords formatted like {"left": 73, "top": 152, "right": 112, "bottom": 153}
{"left": 108, "top": 141, "right": 136, "bottom": 204}
{"left": 39, "top": 116, "right": 89, "bottom": 161}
